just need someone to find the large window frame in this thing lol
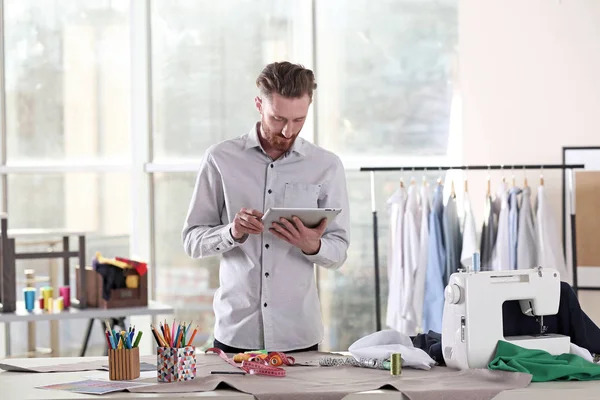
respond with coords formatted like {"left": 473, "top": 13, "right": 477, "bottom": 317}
{"left": 0, "top": 0, "right": 461, "bottom": 353}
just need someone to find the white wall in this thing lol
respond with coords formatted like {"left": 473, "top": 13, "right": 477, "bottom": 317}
{"left": 460, "top": 0, "right": 600, "bottom": 322}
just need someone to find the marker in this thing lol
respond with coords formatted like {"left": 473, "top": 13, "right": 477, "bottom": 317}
{"left": 211, "top": 371, "right": 246, "bottom": 375}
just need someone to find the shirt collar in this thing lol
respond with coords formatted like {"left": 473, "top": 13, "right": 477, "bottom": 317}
{"left": 244, "top": 122, "right": 306, "bottom": 156}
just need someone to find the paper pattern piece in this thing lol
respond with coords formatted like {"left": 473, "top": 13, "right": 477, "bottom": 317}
{"left": 37, "top": 379, "right": 151, "bottom": 395}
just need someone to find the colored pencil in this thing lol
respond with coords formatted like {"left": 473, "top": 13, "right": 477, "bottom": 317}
{"left": 133, "top": 331, "right": 143, "bottom": 348}
{"left": 187, "top": 326, "right": 198, "bottom": 346}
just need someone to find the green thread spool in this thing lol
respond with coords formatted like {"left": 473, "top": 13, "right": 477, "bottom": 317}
{"left": 390, "top": 353, "right": 402, "bottom": 376}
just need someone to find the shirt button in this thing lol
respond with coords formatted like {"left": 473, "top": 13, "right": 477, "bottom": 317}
{"left": 270, "top": 164, "right": 274, "bottom": 168}
{"left": 265, "top": 272, "right": 269, "bottom": 277}
{"left": 216, "top": 247, "right": 220, "bottom": 251}
{"left": 264, "top": 303, "right": 268, "bottom": 307}
{"left": 265, "top": 244, "right": 269, "bottom": 249}
{"left": 268, "top": 189, "right": 272, "bottom": 194}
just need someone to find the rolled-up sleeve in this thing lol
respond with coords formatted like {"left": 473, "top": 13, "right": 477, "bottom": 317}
{"left": 303, "top": 156, "right": 350, "bottom": 270}
{"left": 182, "top": 150, "right": 246, "bottom": 259}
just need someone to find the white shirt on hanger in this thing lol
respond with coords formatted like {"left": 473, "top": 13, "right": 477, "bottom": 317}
{"left": 492, "top": 182, "right": 510, "bottom": 270}
{"left": 517, "top": 185, "right": 537, "bottom": 270}
{"left": 536, "top": 185, "right": 570, "bottom": 282}
{"left": 401, "top": 183, "right": 420, "bottom": 335}
{"left": 413, "top": 183, "right": 431, "bottom": 333}
{"left": 460, "top": 189, "right": 478, "bottom": 269}
{"left": 386, "top": 186, "right": 407, "bottom": 331}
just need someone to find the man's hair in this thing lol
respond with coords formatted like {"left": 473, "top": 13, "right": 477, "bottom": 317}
{"left": 256, "top": 62, "right": 317, "bottom": 101}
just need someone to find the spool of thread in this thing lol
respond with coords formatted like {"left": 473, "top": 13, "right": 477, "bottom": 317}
{"left": 42, "top": 287, "right": 53, "bottom": 311}
{"left": 55, "top": 297, "right": 64, "bottom": 312}
{"left": 39, "top": 297, "right": 44, "bottom": 310}
{"left": 390, "top": 353, "right": 402, "bottom": 376}
{"left": 59, "top": 286, "right": 70, "bottom": 308}
{"left": 23, "top": 288, "right": 36, "bottom": 312}
{"left": 472, "top": 252, "right": 481, "bottom": 273}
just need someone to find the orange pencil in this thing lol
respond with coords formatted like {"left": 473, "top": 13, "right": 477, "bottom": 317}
{"left": 164, "top": 321, "right": 171, "bottom": 347}
{"left": 187, "top": 326, "right": 199, "bottom": 346}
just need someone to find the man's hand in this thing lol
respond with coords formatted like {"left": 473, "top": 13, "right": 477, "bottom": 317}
{"left": 231, "top": 208, "right": 264, "bottom": 240}
{"left": 269, "top": 216, "right": 328, "bottom": 255}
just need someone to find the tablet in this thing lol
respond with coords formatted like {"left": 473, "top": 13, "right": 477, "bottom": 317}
{"left": 262, "top": 208, "right": 342, "bottom": 229}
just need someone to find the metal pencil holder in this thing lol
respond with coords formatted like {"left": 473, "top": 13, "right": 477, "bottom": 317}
{"left": 108, "top": 347, "right": 140, "bottom": 381}
{"left": 157, "top": 346, "right": 196, "bottom": 383}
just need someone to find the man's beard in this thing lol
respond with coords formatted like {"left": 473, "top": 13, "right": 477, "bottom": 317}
{"left": 261, "top": 118, "right": 296, "bottom": 151}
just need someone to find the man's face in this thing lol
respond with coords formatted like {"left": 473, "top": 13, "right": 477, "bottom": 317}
{"left": 255, "top": 92, "right": 310, "bottom": 152}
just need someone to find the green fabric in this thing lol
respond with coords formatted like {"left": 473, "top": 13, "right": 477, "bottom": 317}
{"left": 488, "top": 340, "right": 600, "bottom": 382}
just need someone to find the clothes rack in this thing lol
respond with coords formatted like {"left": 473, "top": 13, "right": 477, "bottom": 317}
{"left": 359, "top": 163, "right": 585, "bottom": 332}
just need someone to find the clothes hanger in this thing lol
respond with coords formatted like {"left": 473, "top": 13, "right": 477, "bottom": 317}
{"left": 400, "top": 175, "right": 404, "bottom": 188}
{"left": 486, "top": 165, "right": 491, "bottom": 196}
{"left": 523, "top": 165, "right": 528, "bottom": 188}
{"left": 540, "top": 165, "right": 544, "bottom": 186}
{"left": 437, "top": 167, "right": 443, "bottom": 186}
{"left": 410, "top": 167, "right": 416, "bottom": 185}
{"left": 451, "top": 180, "right": 456, "bottom": 198}
{"left": 511, "top": 166, "right": 516, "bottom": 187}
{"left": 464, "top": 166, "right": 469, "bottom": 193}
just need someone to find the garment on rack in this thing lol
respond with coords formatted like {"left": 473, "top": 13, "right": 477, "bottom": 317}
{"left": 413, "top": 183, "right": 431, "bottom": 334}
{"left": 492, "top": 183, "right": 510, "bottom": 270}
{"left": 422, "top": 185, "right": 446, "bottom": 333}
{"left": 443, "top": 192, "right": 462, "bottom": 284}
{"left": 460, "top": 191, "right": 478, "bottom": 269}
{"left": 480, "top": 194, "right": 497, "bottom": 271}
{"left": 385, "top": 186, "right": 407, "bottom": 331}
{"left": 517, "top": 186, "right": 537, "bottom": 270}
{"left": 401, "top": 184, "right": 420, "bottom": 335}
{"left": 508, "top": 186, "right": 522, "bottom": 270}
{"left": 535, "top": 185, "right": 569, "bottom": 282}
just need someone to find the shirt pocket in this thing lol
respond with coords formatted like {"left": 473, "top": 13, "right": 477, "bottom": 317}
{"left": 283, "top": 182, "right": 321, "bottom": 208}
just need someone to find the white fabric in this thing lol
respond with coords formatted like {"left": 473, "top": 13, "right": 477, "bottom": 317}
{"left": 517, "top": 186, "right": 537, "bottom": 270}
{"left": 348, "top": 329, "right": 436, "bottom": 370}
{"left": 570, "top": 342, "right": 594, "bottom": 363}
{"left": 492, "top": 182, "right": 510, "bottom": 270}
{"left": 413, "top": 184, "right": 431, "bottom": 334}
{"left": 536, "top": 185, "right": 569, "bottom": 282}
{"left": 400, "top": 184, "right": 420, "bottom": 335}
{"left": 386, "top": 187, "right": 407, "bottom": 331}
{"left": 460, "top": 191, "right": 478, "bottom": 269}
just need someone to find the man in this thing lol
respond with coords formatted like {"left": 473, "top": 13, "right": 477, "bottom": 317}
{"left": 182, "top": 62, "right": 350, "bottom": 353}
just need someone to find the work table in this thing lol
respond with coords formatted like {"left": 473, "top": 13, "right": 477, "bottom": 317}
{"left": 1, "top": 354, "right": 599, "bottom": 400}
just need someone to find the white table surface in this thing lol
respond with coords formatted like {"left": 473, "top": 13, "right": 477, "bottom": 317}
{"left": 1, "top": 356, "right": 599, "bottom": 400}
{"left": 0, "top": 356, "right": 400, "bottom": 400}
{"left": 0, "top": 301, "right": 174, "bottom": 323}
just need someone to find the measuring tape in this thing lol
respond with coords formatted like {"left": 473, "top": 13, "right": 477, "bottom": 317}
{"left": 205, "top": 348, "right": 288, "bottom": 377}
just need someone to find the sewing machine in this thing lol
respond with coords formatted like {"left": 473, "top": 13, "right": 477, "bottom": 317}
{"left": 441, "top": 266, "right": 571, "bottom": 370}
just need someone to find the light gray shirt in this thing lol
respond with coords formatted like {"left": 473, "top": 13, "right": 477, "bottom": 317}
{"left": 182, "top": 123, "right": 350, "bottom": 351}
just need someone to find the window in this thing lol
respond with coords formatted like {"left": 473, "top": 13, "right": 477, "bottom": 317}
{"left": 315, "top": 0, "right": 458, "bottom": 157}
{"left": 151, "top": 0, "right": 312, "bottom": 161}
{"left": 315, "top": 0, "right": 458, "bottom": 350}
{"left": 4, "top": 0, "right": 131, "bottom": 162}
{"left": 0, "top": 0, "right": 458, "bottom": 358}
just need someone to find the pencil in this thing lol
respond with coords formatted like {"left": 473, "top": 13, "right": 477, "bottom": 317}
{"left": 150, "top": 325, "right": 161, "bottom": 346}
{"left": 133, "top": 331, "right": 143, "bottom": 348}
{"left": 171, "top": 320, "right": 176, "bottom": 347}
{"left": 187, "top": 326, "right": 198, "bottom": 346}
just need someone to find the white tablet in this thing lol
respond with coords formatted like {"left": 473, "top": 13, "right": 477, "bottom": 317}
{"left": 262, "top": 208, "right": 342, "bottom": 229}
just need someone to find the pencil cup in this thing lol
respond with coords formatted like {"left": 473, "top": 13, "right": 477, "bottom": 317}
{"left": 108, "top": 347, "right": 141, "bottom": 381}
{"left": 157, "top": 346, "right": 196, "bottom": 383}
